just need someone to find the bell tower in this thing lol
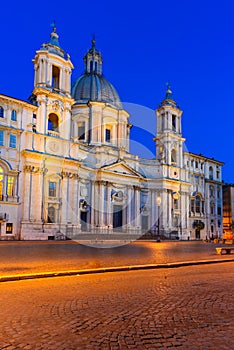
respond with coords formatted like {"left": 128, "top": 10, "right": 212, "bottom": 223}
{"left": 155, "top": 84, "right": 185, "bottom": 168}
{"left": 31, "top": 24, "right": 74, "bottom": 138}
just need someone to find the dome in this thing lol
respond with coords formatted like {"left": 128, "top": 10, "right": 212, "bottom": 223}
{"left": 71, "top": 39, "right": 122, "bottom": 109}
{"left": 72, "top": 73, "right": 122, "bottom": 109}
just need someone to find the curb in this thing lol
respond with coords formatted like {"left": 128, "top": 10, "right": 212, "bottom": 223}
{"left": 0, "top": 258, "right": 233, "bottom": 283}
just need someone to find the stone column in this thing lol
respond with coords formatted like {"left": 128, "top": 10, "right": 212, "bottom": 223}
{"left": 106, "top": 182, "right": 112, "bottom": 227}
{"left": 22, "top": 166, "right": 31, "bottom": 221}
{"left": 99, "top": 181, "right": 105, "bottom": 227}
{"left": 61, "top": 172, "right": 68, "bottom": 224}
{"left": 134, "top": 186, "right": 141, "bottom": 228}
{"left": 72, "top": 174, "right": 79, "bottom": 225}
{"left": 126, "top": 185, "right": 132, "bottom": 229}
{"left": 31, "top": 168, "right": 43, "bottom": 222}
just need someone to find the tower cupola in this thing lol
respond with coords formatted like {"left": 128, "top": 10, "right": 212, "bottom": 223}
{"left": 32, "top": 24, "right": 74, "bottom": 97}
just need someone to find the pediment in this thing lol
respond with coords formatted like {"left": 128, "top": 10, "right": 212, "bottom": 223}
{"left": 101, "top": 161, "right": 143, "bottom": 178}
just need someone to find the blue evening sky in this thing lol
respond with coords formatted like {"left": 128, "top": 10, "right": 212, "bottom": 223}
{"left": 0, "top": 0, "right": 233, "bottom": 182}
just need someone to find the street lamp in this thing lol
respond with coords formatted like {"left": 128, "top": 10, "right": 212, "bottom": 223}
{"left": 156, "top": 194, "right": 161, "bottom": 242}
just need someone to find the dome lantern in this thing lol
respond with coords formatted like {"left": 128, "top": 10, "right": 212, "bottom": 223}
{"left": 72, "top": 39, "right": 122, "bottom": 109}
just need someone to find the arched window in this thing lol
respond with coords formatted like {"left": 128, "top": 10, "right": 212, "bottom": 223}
{"left": 11, "top": 110, "right": 17, "bottom": 121}
{"left": 209, "top": 166, "right": 213, "bottom": 180}
{"left": 48, "top": 206, "right": 56, "bottom": 223}
{"left": 48, "top": 113, "right": 59, "bottom": 132}
{"left": 52, "top": 65, "right": 60, "bottom": 89}
{"left": 0, "top": 106, "right": 4, "bottom": 118}
{"left": 0, "top": 164, "right": 16, "bottom": 201}
{"left": 172, "top": 114, "right": 176, "bottom": 130}
{"left": 90, "top": 61, "right": 93, "bottom": 72}
{"left": 171, "top": 149, "right": 177, "bottom": 164}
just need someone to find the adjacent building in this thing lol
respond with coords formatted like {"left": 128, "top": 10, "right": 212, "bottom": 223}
{"left": 223, "top": 184, "right": 234, "bottom": 239}
{"left": 0, "top": 27, "right": 224, "bottom": 240}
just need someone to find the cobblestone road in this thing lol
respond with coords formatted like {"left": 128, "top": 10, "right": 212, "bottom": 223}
{"left": 0, "top": 262, "right": 233, "bottom": 349}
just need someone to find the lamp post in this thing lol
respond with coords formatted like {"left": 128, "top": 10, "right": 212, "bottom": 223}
{"left": 156, "top": 194, "right": 161, "bottom": 242}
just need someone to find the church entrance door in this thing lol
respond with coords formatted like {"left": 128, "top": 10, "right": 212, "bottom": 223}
{"left": 113, "top": 205, "right": 123, "bottom": 231}
{"left": 80, "top": 211, "right": 88, "bottom": 232}
{"left": 195, "top": 229, "right": 200, "bottom": 240}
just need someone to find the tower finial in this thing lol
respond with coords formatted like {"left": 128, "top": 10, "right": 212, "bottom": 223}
{"left": 49, "top": 21, "right": 60, "bottom": 47}
{"left": 50, "top": 20, "right": 56, "bottom": 33}
{"left": 91, "top": 33, "right": 96, "bottom": 48}
{"left": 165, "top": 81, "right": 172, "bottom": 100}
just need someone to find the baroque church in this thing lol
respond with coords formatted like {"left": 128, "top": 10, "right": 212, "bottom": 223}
{"left": 0, "top": 26, "right": 224, "bottom": 241}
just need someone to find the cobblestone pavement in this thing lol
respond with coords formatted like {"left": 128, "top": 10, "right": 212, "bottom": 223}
{"left": 0, "top": 262, "right": 233, "bottom": 349}
{"left": 0, "top": 241, "right": 233, "bottom": 276}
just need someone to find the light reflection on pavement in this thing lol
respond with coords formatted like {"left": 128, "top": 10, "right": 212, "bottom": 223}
{"left": 0, "top": 240, "right": 233, "bottom": 276}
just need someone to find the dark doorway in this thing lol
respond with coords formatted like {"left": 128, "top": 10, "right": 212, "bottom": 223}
{"left": 113, "top": 205, "right": 123, "bottom": 231}
{"left": 195, "top": 229, "right": 200, "bottom": 240}
{"left": 141, "top": 216, "right": 149, "bottom": 231}
{"left": 80, "top": 211, "right": 88, "bottom": 232}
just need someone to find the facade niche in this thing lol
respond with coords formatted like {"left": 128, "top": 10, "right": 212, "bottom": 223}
{"left": 48, "top": 113, "right": 59, "bottom": 132}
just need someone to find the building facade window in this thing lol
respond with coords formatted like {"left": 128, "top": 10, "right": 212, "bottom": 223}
{"left": 48, "top": 206, "right": 56, "bottom": 223}
{"left": 210, "top": 203, "right": 215, "bottom": 215}
{"left": 210, "top": 185, "right": 214, "bottom": 197}
{"left": 174, "top": 198, "right": 179, "bottom": 210}
{"left": 209, "top": 166, "right": 213, "bottom": 180}
{"left": 171, "top": 149, "right": 177, "bottom": 164}
{"left": 6, "top": 223, "right": 13, "bottom": 234}
{"left": 195, "top": 195, "right": 201, "bottom": 213}
{"left": 49, "top": 181, "right": 56, "bottom": 197}
{"left": 78, "top": 122, "right": 85, "bottom": 140}
{"left": 0, "top": 131, "right": 4, "bottom": 146}
{"left": 52, "top": 65, "right": 60, "bottom": 89}
{"left": 105, "top": 128, "right": 111, "bottom": 142}
{"left": 9, "top": 134, "right": 16, "bottom": 148}
{"left": 172, "top": 114, "right": 176, "bottom": 130}
{"left": 0, "top": 167, "right": 4, "bottom": 200}
{"left": 7, "top": 176, "right": 14, "bottom": 196}
{"left": 191, "top": 199, "right": 195, "bottom": 212}
{"left": 11, "top": 110, "right": 17, "bottom": 121}
{"left": 0, "top": 106, "right": 4, "bottom": 118}
{"left": 48, "top": 113, "right": 59, "bottom": 132}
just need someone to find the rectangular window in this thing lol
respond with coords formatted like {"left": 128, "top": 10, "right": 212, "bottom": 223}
{"left": 191, "top": 200, "right": 195, "bottom": 212}
{"left": 217, "top": 206, "right": 222, "bottom": 216}
{"left": 6, "top": 223, "right": 13, "bottom": 234}
{"left": 174, "top": 199, "right": 178, "bottom": 209}
{"left": 9, "top": 134, "right": 16, "bottom": 148}
{"left": 11, "top": 110, "right": 17, "bottom": 121}
{"left": 172, "top": 115, "right": 176, "bottom": 130}
{"left": 0, "top": 107, "right": 4, "bottom": 118}
{"left": 33, "top": 113, "right": 37, "bottom": 119}
{"left": 0, "top": 131, "right": 4, "bottom": 146}
{"left": 78, "top": 122, "right": 85, "bottom": 140}
{"left": 105, "top": 128, "right": 111, "bottom": 142}
{"left": 49, "top": 182, "right": 56, "bottom": 197}
{"left": 7, "top": 176, "right": 14, "bottom": 196}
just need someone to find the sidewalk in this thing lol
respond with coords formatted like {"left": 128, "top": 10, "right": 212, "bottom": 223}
{"left": 1, "top": 257, "right": 233, "bottom": 283}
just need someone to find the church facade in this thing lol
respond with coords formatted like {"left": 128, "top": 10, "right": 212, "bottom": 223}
{"left": 0, "top": 27, "right": 224, "bottom": 241}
